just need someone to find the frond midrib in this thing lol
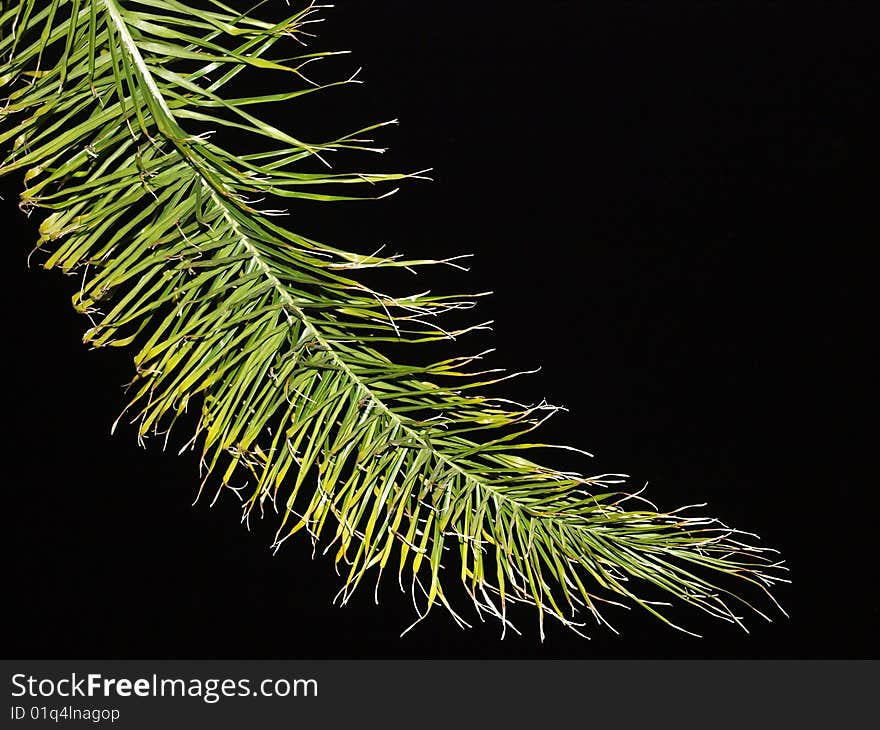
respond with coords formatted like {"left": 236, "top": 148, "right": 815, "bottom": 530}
{"left": 2, "top": 0, "right": 788, "bottom": 637}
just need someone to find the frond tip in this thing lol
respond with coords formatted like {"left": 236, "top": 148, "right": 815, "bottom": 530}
{"left": 0, "top": 0, "right": 787, "bottom": 640}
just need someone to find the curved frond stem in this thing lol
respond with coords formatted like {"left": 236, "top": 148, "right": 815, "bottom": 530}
{"left": 0, "top": 0, "right": 787, "bottom": 639}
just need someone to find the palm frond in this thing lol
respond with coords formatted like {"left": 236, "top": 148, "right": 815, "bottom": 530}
{"left": 0, "top": 0, "right": 787, "bottom": 639}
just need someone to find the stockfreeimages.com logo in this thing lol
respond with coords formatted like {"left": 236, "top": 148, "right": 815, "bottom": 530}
{"left": 11, "top": 672, "right": 318, "bottom": 704}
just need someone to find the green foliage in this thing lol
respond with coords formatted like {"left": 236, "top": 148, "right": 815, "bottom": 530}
{"left": 0, "top": 0, "right": 787, "bottom": 639}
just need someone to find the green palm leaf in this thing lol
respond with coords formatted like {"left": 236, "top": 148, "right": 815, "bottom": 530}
{"left": 1, "top": 0, "right": 787, "bottom": 639}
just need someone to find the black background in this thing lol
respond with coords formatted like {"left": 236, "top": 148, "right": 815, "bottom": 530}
{"left": 3, "top": 1, "right": 876, "bottom": 658}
